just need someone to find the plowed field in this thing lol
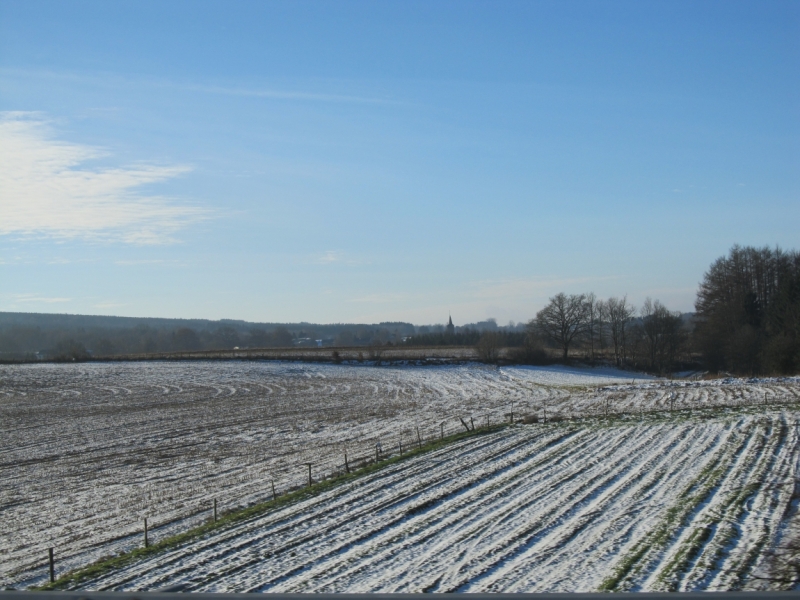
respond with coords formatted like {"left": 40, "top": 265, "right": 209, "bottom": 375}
{"left": 1, "top": 362, "right": 798, "bottom": 591}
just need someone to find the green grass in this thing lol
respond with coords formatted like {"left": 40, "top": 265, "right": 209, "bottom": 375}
{"left": 34, "top": 423, "right": 507, "bottom": 591}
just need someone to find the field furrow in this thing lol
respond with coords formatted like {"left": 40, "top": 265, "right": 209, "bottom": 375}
{"left": 2, "top": 361, "right": 798, "bottom": 592}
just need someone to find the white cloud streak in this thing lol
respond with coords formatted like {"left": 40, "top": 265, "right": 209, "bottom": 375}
{"left": 0, "top": 112, "right": 207, "bottom": 244}
{"left": 188, "top": 83, "right": 394, "bottom": 105}
{"left": 1, "top": 68, "right": 400, "bottom": 106}
{"left": 9, "top": 294, "right": 71, "bottom": 304}
{"left": 309, "top": 250, "right": 370, "bottom": 266}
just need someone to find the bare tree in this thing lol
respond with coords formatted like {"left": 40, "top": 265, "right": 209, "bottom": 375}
{"left": 641, "top": 297, "right": 683, "bottom": 374}
{"left": 605, "top": 296, "right": 636, "bottom": 367}
{"left": 476, "top": 331, "right": 501, "bottom": 363}
{"left": 532, "top": 293, "right": 589, "bottom": 361}
{"left": 585, "top": 293, "right": 600, "bottom": 364}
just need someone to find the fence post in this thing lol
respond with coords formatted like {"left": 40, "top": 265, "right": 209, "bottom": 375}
{"left": 305, "top": 462, "right": 312, "bottom": 487}
{"left": 399, "top": 439, "right": 403, "bottom": 455}
{"left": 345, "top": 451, "right": 350, "bottom": 473}
{"left": 48, "top": 547, "right": 54, "bottom": 583}
{"left": 271, "top": 480, "right": 277, "bottom": 500}
{"left": 486, "top": 414, "right": 489, "bottom": 429}
{"left": 144, "top": 518, "right": 149, "bottom": 548}
{"left": 416, "top": 427, "right": 422, "bottom": 449}
{"left": 440, "top": 422, "right": 444, "bottom": 440}
{"left": 213, "top": 499, "right": 217, "bottom": 522}
{"left": 510, "top": 401, "right": 514, "bottom": 424}
{"left": 470, "top": 417, "right": 475, "bottom": 431}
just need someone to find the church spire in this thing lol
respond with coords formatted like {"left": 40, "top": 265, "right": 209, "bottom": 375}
{"left": 446, "top": 313, "right": 455, "bottom": 335}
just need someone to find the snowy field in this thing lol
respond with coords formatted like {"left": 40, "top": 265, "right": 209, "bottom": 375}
{"left": 1, "top": 361, "right": 799, "bottom": 590}
{"left": 502, "top": 363, "right": 656, "bottom": 386}
{"left": 52, "top": 412, "right": 800, "bottom": 592}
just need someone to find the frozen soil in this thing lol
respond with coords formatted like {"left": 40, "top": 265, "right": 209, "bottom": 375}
{"left": 1, "top": 361, "right": 798, "bottom": 590}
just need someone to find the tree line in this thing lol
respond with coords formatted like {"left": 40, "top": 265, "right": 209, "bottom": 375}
{"left": 0, "top": 322, "right": 417, "bottom": 361}
{"left": 694, "top": 245, "right": 799, "bottom": 375}
{"left": 490, "top": 244, "right": 798, "bottom": 375}
{"left": 2, "top": 245, "right": 796, "bottom": 374}
{"left": 520, "top": 292, "right": 689, "bottom": 374}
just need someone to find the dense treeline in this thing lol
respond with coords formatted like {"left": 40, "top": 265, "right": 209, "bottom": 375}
{"left": 0, "top": 317, "right": 417, "bottom": 361}
{"left": 521, "top": 292, "right": 691, "bottom": 374}
{"left": 521, "top": 245, "right": 799, "bottom": 375}
{"left": 695, "top": 245, "right": 800, "bottom": 374}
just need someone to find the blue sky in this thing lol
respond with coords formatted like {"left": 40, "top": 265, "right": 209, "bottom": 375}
{"left": 1, "top": 0, "right": 798, "bottom": 325}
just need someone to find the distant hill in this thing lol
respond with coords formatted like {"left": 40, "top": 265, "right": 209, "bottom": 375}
{"left": 0, "top": 312, "right": 418, "bottom": 360}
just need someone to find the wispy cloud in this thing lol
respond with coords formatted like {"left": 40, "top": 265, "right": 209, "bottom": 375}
{"left": 350, "top": 292, "right": 412, "bottom": 304}
{"left": 0, "top": 112, "right": 208, "bottom": 244}
{"left": 187, "top": 83, "right": 394, "bottom": 105}
{"left": 310, "top": 250, "right": 370, "bottom": 266}
{"left": 318, "top": 250, "right": 341, "bottom": 264}
{"left": 1, "top": 68, "right": 399, "bottom": 106}
{"left": 115, "top": 259, "right": 165, "bottom": 265}
{"left": 10, "top": 293, "right": 72, "bottom": 304}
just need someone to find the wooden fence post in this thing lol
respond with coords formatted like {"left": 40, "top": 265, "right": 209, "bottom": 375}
{"left": 416, "top": 427, "right": 422, "bottom": 449}
{"left": 213, "top": 499, "right": 217, "bottom": 522}
{"left": 305, "top": 462, "right": 312, "bottom": 487}
{"left": 345, "top": 451, "right": 350, "bottom": 473}
{"left": 48, "top": 547, "right": 54, "bottom": 583}
{"left": 271, "top": 480, "right": 277, "bottom": 500}
{"left": 144, "top": 518, "right": 149, "bottom": 548}
{"left": 440, "top": 422, "right": 444, "bottom": 440}
{"left": 470, "top": 417, "right": 475, "bottom": 431}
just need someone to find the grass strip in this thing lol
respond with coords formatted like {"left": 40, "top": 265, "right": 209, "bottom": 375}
{"left": 34, "top": 424, "right": 507, "bottom": 591}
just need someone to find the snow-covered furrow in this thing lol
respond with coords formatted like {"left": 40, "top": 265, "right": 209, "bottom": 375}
{"left": 324, "top": 427, "right": 673, "bottom": 593}
{"left": 55, "top": 412, "right": 798, "bottom": 593}
{"left": 470, "top": 422, "right": 723, "bottom": 592}
{"left": 87, "top": 430, "right": 556, "bottom": 591}
{"left": 91, "top": 428, "right": 602, "bottom": 592}
{"left": 641, "top": 418, "right": 777, "bottom": 591}
{"left": 691, "top": 416, "right": 798, "bottom": 591}
{"left": 241, "top": 429, "right": 614, "bottom": 592}
{"left": 3, "top": 361, "right": 799, "bottom": 589}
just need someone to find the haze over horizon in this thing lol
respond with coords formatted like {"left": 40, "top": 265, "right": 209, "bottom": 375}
{"left": 1, "top": 1, "right": 798, "bottom": 325}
